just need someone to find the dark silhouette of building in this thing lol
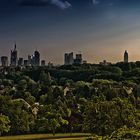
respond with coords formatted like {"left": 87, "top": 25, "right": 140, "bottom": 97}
{"left": 18, "top": 58, "right": 23, "bottom": 66}
{"left": 124, "top": 50, "right": 128, "bottom": 63}
{"left": 1, "top": 56, "right": 8, "bottom": 67}
{"left": 33, "top": 51, "right": 40, "bottom": 66}
{"left": 41, "top": 60, "right": 45, "bottom": 66}
{"left": 64, "top": 52, "right": 74, "bottom": 65}
{"left": 10, "top": 44, "right": 18, "bottom": 66}
{"left": 28, "top": 55, "right": 32, "bottom": 66}
{"left": 74, "top": 53, "right": 83, "bottom": 64}
{"left": 24, "top": 60, "right": 29, "bottom": 66}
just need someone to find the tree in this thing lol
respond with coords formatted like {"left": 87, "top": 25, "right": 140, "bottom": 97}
{"left": 83, "top": 98, "right": 140, "bottom": 136}
{"left": 39, "top": 71, "right": 52, "bottom": 86}
{"left": 0, "top": 114, "right": 10, "bottom": 136}
{"left": 36, "top": 104, "right": 68, "bottom": 135}
{"left": 110, "top": 126, "right": 140, "bottom": 139}
{"left": 7, "top": 99, "right": 35, "bottom": 134}
{"left": 17, "top": 79, "right": 27, "bottom": 91}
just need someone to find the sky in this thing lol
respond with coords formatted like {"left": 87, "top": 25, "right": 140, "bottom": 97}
{"left": 1, "top": 0, "right": 140, "bottom": 64}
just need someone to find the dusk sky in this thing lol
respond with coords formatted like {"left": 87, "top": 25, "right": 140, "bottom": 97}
{"left": 1, "top": 0, "right": 140, "bottom": 64}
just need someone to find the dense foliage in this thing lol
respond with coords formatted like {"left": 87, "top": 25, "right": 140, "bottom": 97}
{"left": 1, "top": 63, "right": 140, "bottom": 139}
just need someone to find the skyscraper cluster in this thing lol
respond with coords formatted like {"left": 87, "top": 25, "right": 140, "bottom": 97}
{"left": 64, "top": 52, "right": 74, "bottom": 65}
{"left": 0, "top": 44, "right": 129, "bottom": 67}
{"left": 0, "top": 44, "right": 46, "bottom": 67}
{"left": 64, "top": 52, "right": 85, "bottom": 65}
{"left": 64, "top": 50, "right": 129, "bottom": 66}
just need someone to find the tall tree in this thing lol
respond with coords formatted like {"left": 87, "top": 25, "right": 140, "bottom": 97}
{"left": 0, "top": 114, "right": 10, "bottom": 136}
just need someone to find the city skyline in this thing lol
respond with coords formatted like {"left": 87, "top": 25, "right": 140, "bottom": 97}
{"left": 1, "top": 0, "right": 140, "bottom": 64}
{"left": 0, "top": 44, "right": 136, "bottom": 66}
{"left": 0, "top": 42, "right": 138, "bottom": 65}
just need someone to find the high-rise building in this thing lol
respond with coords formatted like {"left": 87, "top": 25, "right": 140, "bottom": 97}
{"left": 33, "top": 51, "right": 40, "bottom": 66}
{"left": 124, "top": 50, "right": 128, "bottom": 63}
{"left": 41, "top": 60, "right": 46, "bottom": 66}
{"left": 28, "top": 55, "right": 32, "bottom": 66}
{"left": 1, "top": 56, "right": 8, "bottom": 67}
{"left": 10, "top": 44, "right": 18, "bottom": 66}
{"left": 18, "top": 58, "right": 23, "bottom": 66}
{"left": 24, "top": 60, "right": 29, "bottom": 66}
{"left": 30, "top": 55, "right": 34, "bottom": 66}
{"left": 74, "top": 53, "right": 83, "bottom": 64}
{"left": 64, "top": 52, "right": 74, "bottom": 65}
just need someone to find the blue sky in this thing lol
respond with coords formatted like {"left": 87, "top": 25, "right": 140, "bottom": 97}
{"left": 0, "top": 0, "right": 140, "bottom": 64}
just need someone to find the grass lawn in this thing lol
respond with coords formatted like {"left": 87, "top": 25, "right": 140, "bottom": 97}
{"left": 53, "top": 137, "right": 89, "bottom": 140}
{"left": 0, "top": 133, "right": 91, "bottom": 140}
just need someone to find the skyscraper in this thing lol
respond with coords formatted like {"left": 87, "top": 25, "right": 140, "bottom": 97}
{"left": 1, "top": 56, "right": 8, "bottom": 67}
{"left": 18, "top": 58, "right": 23, "bottom": 66}
{"left": 24, "top": 60, "right": 29, "bottom": 66}
{"left": 28, "top": 55, "right": 32, "bottom": 66}
{"left": 41, "top": 60, "right": 46, "bottom": 66}
{"left": 124, "top": 50, "right": 128, "bottom": 63}
{"left": 74, "top": 53, "right": 83, "bottom": 64}
{"left": 33, "top": 51, "right": 40, "bottom": 66}
{"left": 64, "top": 52, "right": 74, "bottom": 65}
{"left": 10, "top": 44, "right": 18, "bottom": 66}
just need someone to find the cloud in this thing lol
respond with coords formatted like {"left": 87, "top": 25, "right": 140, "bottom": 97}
{"left": 20, "top": 0, "right": 71, "bottom": 9}
{"left": 92, "top": 0, "right": 115, "bottom": 6}
{"left": 92, "top": 0, "right": 100, "bottom": 5}
{"left": 50, "top": 0, "right": 71, "bottom": 9}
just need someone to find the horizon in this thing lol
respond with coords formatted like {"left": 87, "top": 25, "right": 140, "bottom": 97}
{"left": 0, "top": 45, "right": 140, "bottom": 65}
{"left": 1, "top": 0, "right": 140, "bottom": 64}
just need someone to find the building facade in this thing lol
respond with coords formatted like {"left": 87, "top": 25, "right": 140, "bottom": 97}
{"left": 41, "top": 60, "right": 46, "bottom": 66}
{"left": 74, "top": 54, "right": 83, "bottom": 64}
{"left": 64, "top": 52, "right": 74, "bottom": 65}
{"left": 10, "top": 44, "right": 18, "bottom": 66}
{"left": 33, "top": 51, "right": 40, "bottom": 66}
{"left": 18, "top": 58, "right": 24, "bottom": 66}
{"left": 124, "top": 50, "right": 128, "bottom": 63}
{"left": 24, "top": 60, "right": 29, "bottom": 66}
{"left": 1, "top": 56, "right": 8, "bottom": 67}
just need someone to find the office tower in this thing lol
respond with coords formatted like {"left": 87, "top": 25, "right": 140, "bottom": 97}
{"left": 41, "top": 60, "right": 45, "bottom": 66}
{"left": 1, "top": 56, "right": 8, "bottom": 67}
{"left": 10, "top": 44, "right": 18, "bottom": 66}
{"left": 18, "top": 58, "right": 24, "bottom": 66}
{"left": 64, "top": 53, "right": 69, "bottom": 65}
{"left": 74, "top": 53, "right": 83, "bottom": 64}
{"left": 64, "top": 52, "right": 74, "bottom": 65}
{"left": 30, "top": 55, "right": 34, "bottom": 66}
{"left": 124, "top": 50, "right": 128, "bottom": 63}
{"left": 24, "top": 60, "right": 29, "bottom": 66}
{"left": 34, "top": 51, "right": 40, "bottom": 66}
{"left": 28, "top": 55, "right": 32, "bottom": 66}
